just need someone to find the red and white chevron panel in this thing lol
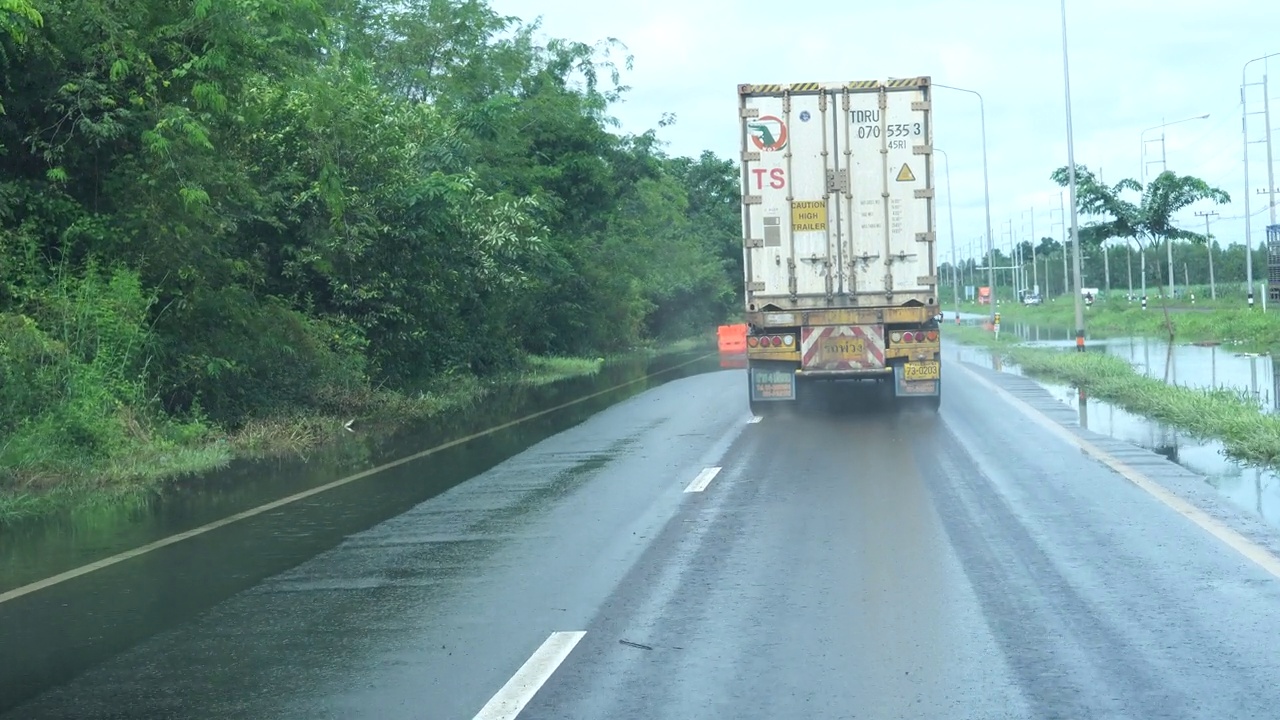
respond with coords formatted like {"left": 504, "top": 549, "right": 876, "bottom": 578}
{"left": 800, "top": 325, "right": 885, "bottom": 370}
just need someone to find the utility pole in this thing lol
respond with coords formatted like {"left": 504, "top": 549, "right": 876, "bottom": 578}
{"left": 1055, "top": 192, "right": 1069, "bottom": 296}
{"left": 1003, "top": 218, "right": 1015, "bottom": 298}
{"left": 1126, "top": 241, "right": 1133, "bottom": 301}
{"left": 1098, "top": 169, "right": 1110, "bottom": 293}
{"left": 1267, "top": 73, "right": 1277, "bottom": 226}
{"left": 1030, "top": 206, "right": 1038, "bottom": 294}
{"left": 1196, "top": 210, "right": 1219, "bottom": 299}
{"left": 1157, "top": 137, "right": 1172, "bottom": 299}
{"left": 1241, "top": 53, "right": 1280, "bottom": 309}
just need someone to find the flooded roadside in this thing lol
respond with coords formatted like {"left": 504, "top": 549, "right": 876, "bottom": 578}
{"left": 952, "top": 334, "right": 1280, "bottom": 528}
{"left": 998, "top": 320, "right": 1280, "bottom": 408}
{"left": 0, "top": 348, "right": 725, "bottom": 712}
{"left": 0, "top": 349, "right": 721, "bottom": 595}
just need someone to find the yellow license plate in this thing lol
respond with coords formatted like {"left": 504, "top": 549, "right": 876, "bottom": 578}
{"left": 819, "top": 337, "right": 865, "bottom": 361}
{"left": 903, "top": 361, "right": 940, "bottom": 380}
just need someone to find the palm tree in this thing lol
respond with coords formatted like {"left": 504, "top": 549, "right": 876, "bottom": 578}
{"left": 1051, "top": 165, "right": 1230, "bottom": 338}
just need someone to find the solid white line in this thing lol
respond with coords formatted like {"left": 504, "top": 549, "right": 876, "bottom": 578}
{"left": 473, "top": 631, "right": 586, "bottom": 720}
{"left": 747, "top": 415, "right": 763, "bottom": 424}
{"left": 684, "top": 466, "right": 722, "bottom": 493}
{"left": 956, "top": 361, "right": 1280, "bottom": 581}
{"left": 0, "top": 353, "right": 716, "bottom": 606}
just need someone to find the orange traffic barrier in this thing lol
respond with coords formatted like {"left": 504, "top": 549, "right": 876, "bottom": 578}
{"left": 717, "top": 323, "right": 747, "bottom": 354}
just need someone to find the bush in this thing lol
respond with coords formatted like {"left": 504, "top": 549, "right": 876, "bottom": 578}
{"left": 0, "top": 264, "right": 215, "bottom": 483}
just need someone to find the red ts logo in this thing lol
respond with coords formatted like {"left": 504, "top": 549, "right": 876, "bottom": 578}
{"left": 752, "top": 168, "right": 786, "bottom": 190}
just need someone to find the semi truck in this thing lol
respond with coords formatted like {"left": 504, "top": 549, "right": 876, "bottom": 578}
{"left": 739, "top": 77, "right": 942, "bottom": 413}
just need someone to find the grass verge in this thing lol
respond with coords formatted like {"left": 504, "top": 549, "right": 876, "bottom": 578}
{"left": 945, "top": 324, "right": 1280, "bottom": 468}
{"left": 0, "top": 337, "right": 714, "bottom": 527}
{"left": 991, "top": 300, "right": 1280, "bottom": 350}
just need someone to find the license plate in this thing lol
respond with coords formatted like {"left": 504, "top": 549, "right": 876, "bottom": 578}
{"left": 903, "top": 361, "right": 940, "bottom": 380}
{"left": 819, "top": 337, "right": 865, "bottom": 363}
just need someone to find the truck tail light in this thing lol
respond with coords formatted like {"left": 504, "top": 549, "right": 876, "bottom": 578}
{"left": 901, "top": 332, "right": 915, "bottom": 343}
{"left": 926, "top": 330, "right": 938, "bottom": 342}
{"left": 747, "top": 336, "right": 759, "bottom": 348}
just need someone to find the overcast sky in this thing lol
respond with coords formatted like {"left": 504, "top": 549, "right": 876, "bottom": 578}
{"left": 491, "top": 0, "right": 1280, "bottom": 268}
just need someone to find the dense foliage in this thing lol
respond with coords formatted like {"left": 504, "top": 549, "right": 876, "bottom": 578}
{"left": 0, "top": 0, "right": 741, "bottom": 483}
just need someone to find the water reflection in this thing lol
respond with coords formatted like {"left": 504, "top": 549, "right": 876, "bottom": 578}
{"left": 1001, "top": 324, "right": 1278, "bottom": 411}
{"left": 0, "top": 349, "right": 723, "bottom": 712}
{"left": 952, "top": 340, "right": 1280, "bottom": 532}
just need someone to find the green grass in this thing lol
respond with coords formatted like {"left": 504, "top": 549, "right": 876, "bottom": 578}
{"left": 991, "top": 299, "right": 1280, "bottom": 350}
{"left": 519, "top": 355, "right": 605, "bottom": 385}
{"left": 943, "top": 324, "right": 1280, "bottom": 467}
{"left": 0, "top": 337, "right": 713, "bottom": 528}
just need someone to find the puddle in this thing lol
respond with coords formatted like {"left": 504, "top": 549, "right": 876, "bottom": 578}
{"left": 951, "top": 340, "right": 1280, "bottom": 528}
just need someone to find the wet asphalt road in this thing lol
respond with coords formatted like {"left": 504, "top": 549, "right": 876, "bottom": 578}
{"left": 10, "top": 362, "right": 1280, "bottom": 719}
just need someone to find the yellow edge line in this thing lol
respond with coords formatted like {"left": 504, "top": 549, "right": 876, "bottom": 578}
{"left": 0, "top": 352, "right": 717, "bottom": 605}
{"left": 956, "top": 361, "right": 1280, "bottom": 581}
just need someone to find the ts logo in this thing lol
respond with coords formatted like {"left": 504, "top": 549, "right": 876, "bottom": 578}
{"left": 752, "top": 168, "right": 786, "bottom": 190}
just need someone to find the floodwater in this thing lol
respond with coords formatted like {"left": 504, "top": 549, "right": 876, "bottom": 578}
{"left": 0, "top": 348, "right": 720, "bottom": 711}
{"left": 952, "top": 326, "right": 1280, "bottom": 528}
{"left": 1001, "top": 320, "right": 1280, "bottom": 408}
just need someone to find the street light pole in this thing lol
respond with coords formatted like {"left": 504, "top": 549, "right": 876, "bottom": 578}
{"left": 1242, "top": 52, "right": 1280, "bottom": 309}
{"left": 937, "top": 148, "right": 960, "bottom": 325}
{"left": 1060, "top": 0, "right": 1085, "bottom": 351}
{"left": 932, "top": 82, "right": 995, "bottom": 325}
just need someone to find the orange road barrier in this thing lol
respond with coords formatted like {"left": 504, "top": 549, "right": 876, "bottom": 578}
{"left": 718, "top": 323, "right": 747, "bottom": 354}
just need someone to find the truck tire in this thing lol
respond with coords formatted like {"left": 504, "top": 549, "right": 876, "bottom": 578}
{"left": 926, "top": 389, "right": 941, "bottom": 411}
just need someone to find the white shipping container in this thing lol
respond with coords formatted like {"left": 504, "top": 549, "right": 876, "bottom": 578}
{"left": 739, "top": 79, "right": 937, "bottom": 313}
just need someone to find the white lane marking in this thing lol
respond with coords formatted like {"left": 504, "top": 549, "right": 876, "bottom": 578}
{"left": 747, "top": 415, "right": 763, "bottom": 424}
{"left": 0, "top": 354, "right": 716, "bottom": 606}
{"left": 957, "top": 361, "right": 1280, "bottom": 581}
{"left": 684, "top": 466, "right": 722, "bottom": 493}
{"left": 473, "top": 631, "right": 586, "bottom": 720}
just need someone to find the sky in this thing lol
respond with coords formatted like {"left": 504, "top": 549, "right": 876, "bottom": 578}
{"left": 489, "top": 0, "right": 1280, "bottom": 272}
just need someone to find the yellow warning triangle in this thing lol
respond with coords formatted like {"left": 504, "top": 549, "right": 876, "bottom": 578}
{"left": 896, "top": 163, "right": 916, "bottom": 182}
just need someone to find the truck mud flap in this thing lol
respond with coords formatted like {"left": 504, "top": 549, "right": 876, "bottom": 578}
{"left": 892, "top": 362, "right": 940, "bottom": 397}
{"left": 750, "top": 365, "right": 796, "bottom": 402}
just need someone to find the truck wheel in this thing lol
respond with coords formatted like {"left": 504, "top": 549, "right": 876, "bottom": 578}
{"left": 926, "top": 391, "right": 941, "bottom": 411}
{"left": 923, "top": 379, "right": 942, "bottom": 411}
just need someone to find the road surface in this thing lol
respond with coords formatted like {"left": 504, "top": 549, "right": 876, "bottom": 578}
{"left": 7, "top": 360, "right": 1280, "bottom": 719}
